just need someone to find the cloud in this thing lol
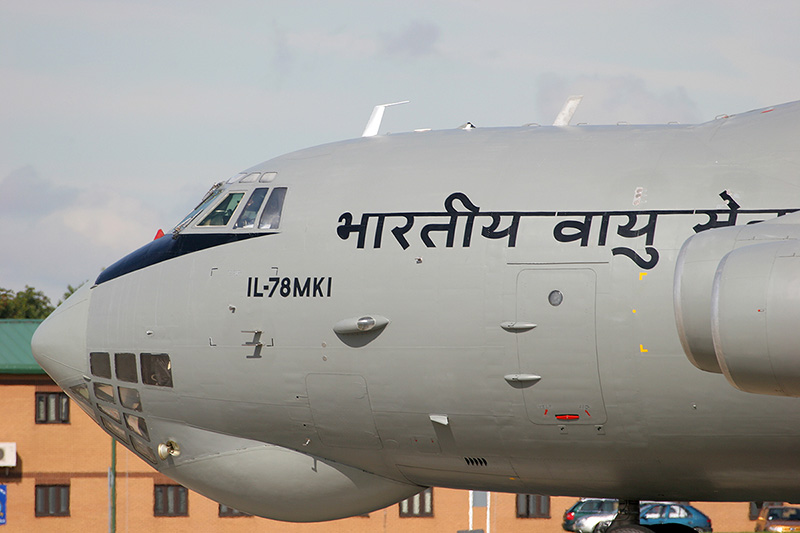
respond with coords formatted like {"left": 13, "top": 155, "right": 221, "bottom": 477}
{"left": 381, "top": 20, "right": 441, "bottom": 58}
{"left": 1, "top": 0, "right": 178, "bottom": 28}
{"left": 271, "top": 25, "right": 295, "bottom": 79}
{"left": 0, "top": 166, "right": 165, "bottom": 302}
{"left": 54, "top": 191, "right": 161, "bottom": 250}
{"left": 0, "top": 166, "right": 80, "bottom": 219}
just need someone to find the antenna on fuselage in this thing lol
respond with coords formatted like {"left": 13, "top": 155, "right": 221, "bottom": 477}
{"left": 553, "top": 95, "right": 583, "bottom": 126}
{"left": 362, "top": 100, "right": 409, "bottom": 137}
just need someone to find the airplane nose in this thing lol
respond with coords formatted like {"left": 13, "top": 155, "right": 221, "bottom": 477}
{"left": 31, "top": 283, "right": 91, "bottom": 385}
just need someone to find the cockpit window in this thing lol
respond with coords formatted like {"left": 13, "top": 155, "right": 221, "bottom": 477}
{"left": 125, "top": 413, "right": 150, "bottom": 441}
{"left": 259, "top": 187, "right": 287, "bottom": 230}
{"left": 93, "top": 383, "right": 115, "bottom": 403}
{"left": 69, "top": 384, "right": 92, "bottom": 408}
{"left": 227, "top": 171, "right": 278, "bottom": 183}
{"left": 172, "top": 182, "right": 224, "bottom": 233}
{"left": 141, "top": 353, "right": 173, "bottom": 387}
{"left": 90, "top": 352, "right": 111, "bottom": 379}
{"left": 119, "top": 386, "right": 142, "bottom": 411}
{"left": 102, "top": 417, "right": 128, "bottom": 443}
{"left": 115, "top": 352, "right": 138, "bottom": 383}
{"left": 132, "top": 436, "right": 158, "bottom": 464}
{"left": 97, "top": 403, "right": 122, "bottom": 423}
{"left": 233, "top": 188, "right": 269, "bottom": 229}
{"left": 197, "top": 193, "right": 245, "bottom": 227}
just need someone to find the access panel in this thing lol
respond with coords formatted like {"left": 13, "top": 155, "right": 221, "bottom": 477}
{"left": 515, "top": 269, "right": 606, "bottom": 425}
{"left": 306, "top": 373, "right": 382, "bottom": 449}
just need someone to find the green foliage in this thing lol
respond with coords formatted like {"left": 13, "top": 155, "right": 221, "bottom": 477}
{"left": 58, "top": 281, "right": 86, "bottom": 306}
{"left": 0, "top": 286, "right": 55, "bottom": 319}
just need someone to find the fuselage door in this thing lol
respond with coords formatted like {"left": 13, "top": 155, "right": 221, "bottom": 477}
{"left": 514, "top": 268, "right": 607, "bottom": 425}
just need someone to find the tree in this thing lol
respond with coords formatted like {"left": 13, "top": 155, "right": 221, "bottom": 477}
{"left": 0, "top": 286, "right": 55, "bottom": 319}
{"left": 0, "top": 288, "right": 14, "bottom": 317}
{"left": 58, "top": 281, "right": 86, "bottom": 306}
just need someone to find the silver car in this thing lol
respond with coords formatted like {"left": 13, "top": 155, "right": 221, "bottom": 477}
{"left": 574, "top": 510, "right": 618, "bottom": 533}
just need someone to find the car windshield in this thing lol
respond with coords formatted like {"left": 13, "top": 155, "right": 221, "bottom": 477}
{"left": 769, "top": 508, "right": 800, "bottom": 521}
{"left": 578, "top": 500, "right": 617, "bottom": 512}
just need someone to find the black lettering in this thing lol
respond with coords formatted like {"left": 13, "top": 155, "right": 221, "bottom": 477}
{"left": 327, "top": 277, "right": 332, "bottom": 297}
{"left": 294, "top": 277, "right": 310, "bottom": 297}
{"left": 554, "top": 216, "right": 593, "bottom": 247}
{"left": 313, "top": 277, "right": 324, "bottom": 297}
{"left": 390, "top": 216, "right": 414, "bottom": 249}
{"left": 337, "top": 212, "right": 368, "bottom": 248}
{"left": 280, "top": 278, "right": 291, "bottom": 297}
{"left": 612, "top": 246, "right": 660, "bottom": 270}
{"left": 253, "top": 276, "right": 264, "bottom": 297}
{"left": 720, "top": 190, "right": 741, "bottom": 210}
{"left": 247, "top": 277, "right": 252, "bottom": 297}
{"left": 268, "top": 277, "right": 280, "bottom": 297}
{"left": 480, "top": 213, "right": 520, "bottom": 247}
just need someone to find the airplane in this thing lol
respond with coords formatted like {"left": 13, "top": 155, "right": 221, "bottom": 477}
{"left": 30, "top": 97, "right": 800, "bottom": 530}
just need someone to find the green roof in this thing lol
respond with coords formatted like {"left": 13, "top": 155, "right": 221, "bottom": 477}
{"left": 0, "top": 319, "right": 46, "bottom": 374}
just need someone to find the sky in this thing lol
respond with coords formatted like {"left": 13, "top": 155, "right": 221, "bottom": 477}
{"left": 2, "top": 0, "right": 800, "bottom": 303}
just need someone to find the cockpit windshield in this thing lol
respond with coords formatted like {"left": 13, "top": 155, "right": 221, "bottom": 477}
{"left": 171, "top": 182, "right": 224, "bottom": 234}
{"left": 171, "top": 179, "right": 288, "bottom": 234}
{"left": 233, "top": 188, "right": 269, "bottom": 229}
{"left": 259, "top": 187, "right": 287, "bottom": 229}
{"left": 198, "top": 193, "right": 245, "bottom": 226}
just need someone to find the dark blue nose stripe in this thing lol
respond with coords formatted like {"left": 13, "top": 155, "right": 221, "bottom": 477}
{"left": 96, "top": 233, "right": 271, "bottom": 285}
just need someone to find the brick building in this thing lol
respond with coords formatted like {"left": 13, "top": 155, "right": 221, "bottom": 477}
{"left": 0, "top": 319, "right": 759, "bottom": 532}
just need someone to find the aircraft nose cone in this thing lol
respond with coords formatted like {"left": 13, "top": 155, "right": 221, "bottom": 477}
{"left": 31, "top": 283, "right": 91, "bottom": 385}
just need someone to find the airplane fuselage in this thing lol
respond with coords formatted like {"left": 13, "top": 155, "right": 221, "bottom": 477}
{"left": 32, "top": 101, "right": 800, "bottom": 521}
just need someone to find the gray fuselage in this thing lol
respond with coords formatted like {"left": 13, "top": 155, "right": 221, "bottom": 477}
{"left": 32, "top": 100, "right": 800, "bottom": 520}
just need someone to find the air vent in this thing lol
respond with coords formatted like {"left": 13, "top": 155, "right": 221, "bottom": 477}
{"left": 0, "top": 442, "right": 17, "bottom": 467}
{"left": 464, "top": 456, "right": 487, "bottom": 467}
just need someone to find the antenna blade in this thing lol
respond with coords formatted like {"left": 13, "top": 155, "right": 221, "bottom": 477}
{"left": 553, "top": 95, "right": 583, "bottom": 126}
{"left": 362, "top": 100, "right": 409, "bottom": 137}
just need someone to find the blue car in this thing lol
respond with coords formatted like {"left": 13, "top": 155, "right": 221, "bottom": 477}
{"left": 639, "top": 503, "right": 712, "bottom": 532}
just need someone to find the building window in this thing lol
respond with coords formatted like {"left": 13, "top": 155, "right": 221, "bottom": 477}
{"left": 35, "top": 392, "right": 69, "bottom": 424}
{"left": 219, "top": 504, "right": 251, "bottom": 517}
{"left": 154, "top": 485, "right": 188, "bottom": 516}
{"left": 35, "top": 485, "right": 69, "bottom": 516}
{"left": 399, "top": 488, "right": 433, "bottom": 517}
{"left": 517, "top": 494, "right": 551, "bottom": 518}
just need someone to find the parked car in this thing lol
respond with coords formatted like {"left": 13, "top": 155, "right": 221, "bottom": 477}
{"left": 574, "top": 509, "right": 618, "bottom": 533}
{"left": 640, "top": 503, "right": 712, "bottom": 532}
{"left": 593, "top": 502, "right": 712, "bottom": 533}
{"left": 755, "top": 506, "right": 800, "bottom": 532}
{"left": 563, "top": 499, "right": 618, "bottom": 532}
